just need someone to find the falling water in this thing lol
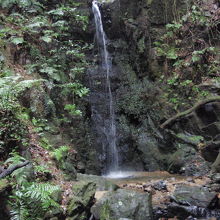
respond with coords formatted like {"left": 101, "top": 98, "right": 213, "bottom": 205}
{"left": 92, "top": 0, "right": 119, "bottom": 174}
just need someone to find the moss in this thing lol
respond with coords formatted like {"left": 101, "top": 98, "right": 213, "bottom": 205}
{"left": 176, "top": 133, "right": 204, "bottom": 146}
{"left": 0, "top": 179, "right": 9, "bottom": 193}
{"left": 137, "top": 37, "right": 146, "bottom": 53}
{"left": 100, "top": 201, "right": 112, "bottom": 220}
{"left": 146, "top": 0, "right": 153, "bottom": 6}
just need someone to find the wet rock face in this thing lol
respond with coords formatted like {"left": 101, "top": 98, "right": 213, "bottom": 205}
{"left": 91, "top": 189, "right": 153, "bottom": 220}
{"left": 82, "top": 0, "right": 213, "bottom": 174}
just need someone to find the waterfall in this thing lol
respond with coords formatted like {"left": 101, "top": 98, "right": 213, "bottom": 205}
{"left": 92, "top": 0, "right": 119, "bottom": 175}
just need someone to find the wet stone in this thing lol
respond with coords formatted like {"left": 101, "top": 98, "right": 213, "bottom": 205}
{"left": 210, "top": 183, "right": 220, "bottom": 192}
{"left": 211, "top": 173, "right": 220, "bottom": 183}
{"left": 171, "top": 185, "right": 217, "bottom": 208}
{"left": 152, "top": 181, "right": 167, "bottom": 191}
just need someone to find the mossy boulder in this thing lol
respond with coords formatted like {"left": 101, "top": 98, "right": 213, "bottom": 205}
{"left": 91, "top": 189, "right": 153, "bottom": 220}
{"left": 67, "top": 181, "right": 96, "bottom": 220}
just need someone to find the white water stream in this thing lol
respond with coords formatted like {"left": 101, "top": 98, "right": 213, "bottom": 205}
{"left": 92, "top": 1, "right": 119, "bottom": 175}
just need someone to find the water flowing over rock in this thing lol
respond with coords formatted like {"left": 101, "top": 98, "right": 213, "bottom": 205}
{"left": 90, "top": 1, "right": 119, "bottom": 174}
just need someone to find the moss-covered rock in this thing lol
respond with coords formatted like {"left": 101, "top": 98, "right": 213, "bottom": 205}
{"left": 91, "top": 189, "right": 153, "bottom": 220}
{"left": 67, "top": 181, "right": 96, "bottom": 220}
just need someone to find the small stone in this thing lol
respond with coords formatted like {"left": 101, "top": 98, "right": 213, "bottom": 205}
{"left": 153, "top": 181, "right": 167, "bottom": 191}
{"left": 210, "top": 183, "right": 220, "bottom": 192}
{"left": 212, "top": 173, "right": 220, "bottom": 183}
{"left": 186, "top": 177, "right": 195, "bottom": 183}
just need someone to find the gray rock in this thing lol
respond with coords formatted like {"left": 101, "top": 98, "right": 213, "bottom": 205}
{"left": 171, "top": 185, "right": 217, "bottom": 208}
{"left": 211, "top": 173, "right": 220, "bottom": 183}
{"left": 210, "top": 183, "right": 220, "bottom": 192}
{"left": 91, "top": 189, "right": 153, "bottom": 220}
{"left": 152, "top": 181, "right": 167, "bottom": 191}
{"left": 77, "top": 173, "right": 119, "bottom": 191}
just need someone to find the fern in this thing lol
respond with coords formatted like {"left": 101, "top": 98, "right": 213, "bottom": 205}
{"left": 52, "top": 145, "right": 70, "bottom": 162}
{"left": 4, "top": 151, "right": 26, "bottom": 165}
{"left": 10, "top": 182, "right": 60, "bottom": 220}
{"left": 25, "top": 183, "right": 60, "bottom": 210}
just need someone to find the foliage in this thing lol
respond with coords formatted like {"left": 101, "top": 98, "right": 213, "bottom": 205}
{"left": 0, "top": 1, "right": 89, "bottom": 219}
{"left": 155, "top": 1, "right": 220, "bottom": 110}
{"left": 0, "top": 0, "right": 90, "bottom": 122}
{"left": 9, "top": 182, "right": 60, "bottom": 220}
{"left": 61, "top": 82, "right": 89, "bottom": 98}
{"left": 118, "top": 78, "right": 158, "bottom": 119}
{"left": 32, "top": 118, "right": 50, "bottom": 134}
{"left": 64, "top": 104, "right": 82, "bottom": 116}
{"left": 5, "top": 151, "right": 60, "bottom": 220}
{"left": 52, "top": 145, "right": 70, "bottom": 163}
{"left": 39, "top": 137, "right": 52, "bottom": 150}
{"left": 34, "top": 164, "right": 50, "bottom": 177}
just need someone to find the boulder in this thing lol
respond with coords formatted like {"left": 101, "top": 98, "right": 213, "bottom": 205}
{"left": 67, "top": 181, "right": 96, "bottom": 220}
{"left": 91, "top": 189, "right": 153, "bottom": 220}
{"left": 155, "top": 184, "right": 219, "bottom": 219}
{"left": 171, "top": 185, "right": 217, "bottom": 208}
{"left": 77, "top": 173, "right": 119, "bottom": 191}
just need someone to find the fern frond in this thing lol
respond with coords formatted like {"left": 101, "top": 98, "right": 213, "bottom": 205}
{"left": 24, "top": 183, "right": 60, "bottom": 210}
{"left": 10, "top": 198, "right": 29, "bottom": 220}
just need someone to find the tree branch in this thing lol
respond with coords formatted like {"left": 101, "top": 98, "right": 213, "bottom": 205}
{"left": 160, "top": 96, "right": 220, "bottom": 129}
{"left": 0, "top": 161, "right": 30, "bottom": 179}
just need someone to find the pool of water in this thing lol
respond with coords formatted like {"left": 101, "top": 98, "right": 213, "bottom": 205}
{"left": 104, "top": 171, "right": 184, "bottom": 184}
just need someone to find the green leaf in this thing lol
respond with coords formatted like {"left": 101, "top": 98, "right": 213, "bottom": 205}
{"left": 192, "top": 54, "right": 201, "bottom": 63}
{"left": 41, "top": 36, "right": 52, "bottom": 43}
{"left": 11, "top": 37, "right": 24, "bottom": 45}
{"left": 167, "top": 48, "right": 178, "bottom": 60}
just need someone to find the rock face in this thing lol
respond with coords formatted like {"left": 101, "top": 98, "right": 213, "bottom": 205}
{"left": 74, "top": 0, "right": 217, "bottom": 176}
{"left": 67, "top": 181, "right": 96, "bottom": 220}
{"left": 91, "top": 189, "right": 153, "bottom": 220}
{"left": 79, "top": 0, "right": 208, "bottom": 175}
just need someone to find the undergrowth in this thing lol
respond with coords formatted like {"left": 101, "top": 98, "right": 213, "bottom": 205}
{"left": 155, "top": 0, "right": 220, "bottom": 111}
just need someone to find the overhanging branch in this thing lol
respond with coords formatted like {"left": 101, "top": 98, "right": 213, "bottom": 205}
{"left": 160, "top": 96, "right": 220, "bottom": 129}
{"left": 0, "top": 161, "right": 30, "bottom": 179}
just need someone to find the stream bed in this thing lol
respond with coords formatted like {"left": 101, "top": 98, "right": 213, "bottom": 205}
{"left": 89, "top": 171, "right": 220, "bottom": 219}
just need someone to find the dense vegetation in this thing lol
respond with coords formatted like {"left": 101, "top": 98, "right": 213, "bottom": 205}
{"left": 0, "top": 0, "right": 90, "bottom": 219}
{"left": 0, "top": 0, "right": 219, "bottom": 219}
{"left": 156, "top": 0, "right": 220, "bottom": 112}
